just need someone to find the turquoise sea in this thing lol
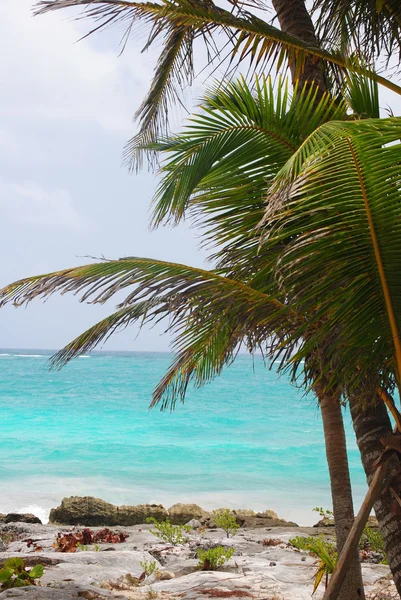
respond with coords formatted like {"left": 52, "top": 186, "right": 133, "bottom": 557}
{"left": 0, "top": 349, "right": 367, "bottom": 526}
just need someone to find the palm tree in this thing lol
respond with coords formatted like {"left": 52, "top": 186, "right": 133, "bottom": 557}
{"left": 258, "top": 114, "right": 401, "bottom": 598}
{"left": 0, "top": 77, "right": 377, "bottom": 599}
{"left": 4, "top": 0, "right": 401, "bottom": 596}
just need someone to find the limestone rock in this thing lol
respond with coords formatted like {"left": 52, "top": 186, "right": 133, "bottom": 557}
{"left": 117, "top": 503, "right": 167, "bottom": 525}
{"left": 49, "top": 497, "right": 168, "bottom": 526}
{"left": 168, "top": 503, "right": 209, "bottom": 525}
{"left": 367, "top": 516, "right": 379, "bottom": 529}
{"left": 232, "top": 509, "right": 256, "bottom": 518}
{"left": 155, "top": 570, "right": 175, "bottom": 580}
{"left": 3, "top": 513, "right": 42, "bottom": 525}
{"left": 0, "top": 584, "right": 124, "bottom": 599}
{"left": 0, "top": 538, "right": 5, "bottom": 552}
{"left": 257, "top": 509, "right": 278, "bottom": 520}
{"left": 185, "top": 519, "right": 202, "bottom": 529}
{"left": 313, "top": 517, "right": 335, "bottom": 527}
{"left": 0, "top": 514, "right": 5, "bottom": 523}
{"left": 49, "top": 497, "right": 118, "bottom": 526}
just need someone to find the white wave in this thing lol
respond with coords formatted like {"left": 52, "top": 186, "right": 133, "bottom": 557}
{"left": 15, "top": 504, "right": 50, "bottom": 524}
{"left": 14, "top": 354, "right": 44, "bottom": 358}
{"left": 79, "top": 355, "right": 91, "bottom": 359}
{"left": 0, "top": 353, "right": 10, "bottom": 356}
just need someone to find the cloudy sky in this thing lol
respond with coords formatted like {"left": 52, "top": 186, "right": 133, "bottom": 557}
{"left": 1, "top": 1, "right": 401, "bottom": 352}
{"left": 0, "top": 0, "right": 210, "bottom": 351}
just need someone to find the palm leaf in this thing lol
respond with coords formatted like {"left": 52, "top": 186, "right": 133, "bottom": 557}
{"left": 313, "top": 0, "right": 401, "bottom": 66}
{"left": 34, "top": 0, "right": 401, "bottom": 169}
{"left": 149, "top": 76, "right": 347, "bottom": 278}
{"left": 344, "top": 70, "right": 380, "bottom": 119}
{"left": 0, "top": 257, "right": 301, "bottom": 408}
{"left": 261, "top": 117, "right": 401, "bottom": 393}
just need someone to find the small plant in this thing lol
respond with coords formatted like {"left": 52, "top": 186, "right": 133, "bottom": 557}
{"left": 146, "top": 518, "right": 191, "bottom": 545}
{"left": 313, "top": 507, "right": 334, "bottom": 519}
{"left": 213, "top": 509, "right": 239, "bottom": 538}
{"left": 140, "top": 559, "right": 157, "bottom": 579}
{"left": 197, "top": 546, "right": 235, "bottom": 570}
{"left": 77, "top": 543, "right": 90, "bottom": 551}
{"left": 289, "top": 535, "right": 337, "bottom": 594}
{"left": 53, "top": 528, "right": 128, "bottom": 552}
{"left": 0, "top": 558, "right": 44, "bottom": 590}
{"left": 261, "top": 538, "right": 282, "bottom": 547}
{"left": 360, "top": 526, "right": 387, "bottom": 564}
{"left": 145, "top": 588, "right": 159, "bottom": 600}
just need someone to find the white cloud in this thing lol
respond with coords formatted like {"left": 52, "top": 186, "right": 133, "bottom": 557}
{"left": 0, "top": 177, "right": 90, "bottom": 230}
{"left": 0, "top": 0, "right": 151, "bottom": 133}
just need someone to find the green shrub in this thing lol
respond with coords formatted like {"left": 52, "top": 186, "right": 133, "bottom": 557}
{"left": 0, "top": 558, "right": 44, "bottom": 590}
{"left": 140, "top": 559, "right": 157, "bottom": 579}
{"left": 213, "top": 509, "right": 239, "bottom": 538}
{"left": 146, "top": 518, "right": 191, "bottom": 545}
{"left": 312, "top": 507, "right": 334, "bottom": 519}
{"left": 197, "top": 546, "right": 235, "bottom": 570}
{"left": 360, "top": 527, "right": 387, "bottom": 563}
{"left": 289, "top": 535, "right": 337, "bottom": 594}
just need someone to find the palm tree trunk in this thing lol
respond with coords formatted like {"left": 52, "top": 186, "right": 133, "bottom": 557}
{"left": 350, "top": 394, "right": 401, "bottom": 595}
{"left": 316, "top": 383, "right": 365, "bottom": 600}
{"left": 271, "top": 0, "right": 326, "bottom": 94}
{"left": 271, "top": 2, "right": 365, "bottom": 595}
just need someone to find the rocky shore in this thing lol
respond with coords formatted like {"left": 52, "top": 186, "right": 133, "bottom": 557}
{"left": 0, "top": 497, "right": 395, "bottom": 600}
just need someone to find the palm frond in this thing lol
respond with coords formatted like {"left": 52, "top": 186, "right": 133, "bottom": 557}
{"left": 313, "top": 0, "right": 401, "bottom": 67}
{"left": 149, "top": 76, "right": 347, "bottom": 278}
{"left": 35, "top": 0, "right": 401, "bottom": 170}
{"left": 261, "top": 117, "right": 401, "bottom": 393}
{"left": 0, "top": 256, "right": 302, "bottom": 408}
{"left": 345, "top": 70, "right": 380, "bottom": 119}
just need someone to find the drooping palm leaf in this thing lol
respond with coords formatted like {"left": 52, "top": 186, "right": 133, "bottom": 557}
{"left": 34, "top": 0, "right": 401, "bottom": 170}
{"left": 0, "top": 257, "right": 301, "bottom": 408}
{"left": 261, "top": 117, "right": 401, "bottom": 393}
{"left": 313, "top": 0, "right": 401, "bottom": 66}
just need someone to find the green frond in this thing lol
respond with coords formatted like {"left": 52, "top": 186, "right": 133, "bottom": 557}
{"left": 344, "top": 69, "right": 380, "bottom": 119}
{"left": 150, "top": 76, "right": 346, "bottom": 277}
{"left": 35, "top": 0, "right": 401, "bottom": 169}
{"left": 262, "top": 117, "right": 401, "bottom": 393}
{"left": 123, "top": 25, "right": 194, "bottom": 171}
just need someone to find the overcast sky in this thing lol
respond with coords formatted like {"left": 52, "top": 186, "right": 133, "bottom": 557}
{"left": 0, "top": 0, "right": 210, "bottom": 351}
{"left": 1, "top": 1, "right": 401, "bottom": 352}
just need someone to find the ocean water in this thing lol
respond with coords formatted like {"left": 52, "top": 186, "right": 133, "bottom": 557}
{"left": 0, "top": 349, "right": 367, "bottom": 526}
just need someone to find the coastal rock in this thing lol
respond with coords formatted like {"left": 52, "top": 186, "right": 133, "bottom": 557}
{"left": 0, "top": 538, "right": 5, "bottom": 552}
{"left": 313, "top": 517, "right": 335, "bottom": 528}
{"left": 49, "top": 497, "right": 168, "bottom": 526}
{"left": 257, "top": 509, "right": 279, "bottom": 520}
{"left": 117, "top": 503, "right": 167, "bottom": 525}
{"left": 0, "top": 515, "right": 5, "bottom": 523}
{"left": 313, "top": 515, "right": 378, "bottom": 529}
{"left": 236, "top": 514, "right": 297, "bottom": 528}
{"left": 367, "top": 516, "right": 379, "bottom": 528}
{"left": 3, "top": 513, "right": 42, "bottom": 525}
{"left": 0, "top": 585, "right": 124, "bottom": 599}
{"left": 232, "top": 509, "right": 256, "bottom": 518}
{"left": 168, "top": 503, "right": 209, "bottom": 525}
{"left": 49, "top": 497, "right": 118, "bottom": 526}
{"left": 155, "top": 570, "right": 176, "bottom": 580}
{"left": 185, "top": 519, "right": 202, "bottom": 529}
